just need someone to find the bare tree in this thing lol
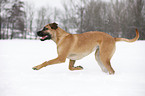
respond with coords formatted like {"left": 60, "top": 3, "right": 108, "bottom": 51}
{"left": 0, "top": 0, "right": 9, "bottom": 39}
{"left": 109, "top": 0, "right": 127, "bottom": 37}
{"left": 60, "top": 0, "right": 87, "bottom": 33}
{"left": 24, "top": 2, "right": 35, "bottom": 39}
{"left": 133, "top": 0, "right": 144, "bottom": 39}
{"left": 35, "top": 7, "right": 47, "bottom": 31}
{"left": 35, "top": 6, "right": 52, "bottom": 39}
{"left": 82, "top": 0, "right": 104, "bottom": 32}
{"left": 7, "top": 0, "right": 25, "bottom": 39}
{"left": 60, "top": 1, "right": 71, "bottom": 32}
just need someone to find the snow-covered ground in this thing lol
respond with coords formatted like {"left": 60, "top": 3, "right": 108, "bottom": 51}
{"left": 0, "top": 40, "right": 145, "bottom": 96}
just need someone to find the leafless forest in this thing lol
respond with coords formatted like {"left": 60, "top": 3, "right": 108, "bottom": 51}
{"left": 0, "top": 0, "right": 145, "bottom": 39}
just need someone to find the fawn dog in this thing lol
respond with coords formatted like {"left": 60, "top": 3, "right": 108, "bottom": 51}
{"left": 33, "top": 23, "right": 139, "bottom": 74}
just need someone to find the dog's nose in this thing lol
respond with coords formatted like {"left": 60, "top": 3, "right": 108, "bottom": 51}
{"left": 37, "top": 31, "right": 42, "bottom": 36}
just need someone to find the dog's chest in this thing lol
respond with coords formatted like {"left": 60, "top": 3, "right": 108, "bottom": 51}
{"left": 67, "top": 52, "right": 90, "bottom": 60}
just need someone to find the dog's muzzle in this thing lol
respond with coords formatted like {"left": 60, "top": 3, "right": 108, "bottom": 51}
{"left": 37, "top": 31, "right": 52, "bottom": 41}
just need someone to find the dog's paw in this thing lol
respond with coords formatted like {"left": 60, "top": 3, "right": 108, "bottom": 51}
{"left": 32, "top": 66, "right": 41, "bottom": 70}
{"left": 69, "top": 66, "right": 84, "bottom": 71}
{"left": 74, "top": 66, "right": 83, "bottom": 70}
{"left": 77, "top": 66, "right": 83, "bottom": 69}
{"left": 32, "top": 67, "right": 38, "bottom": 70}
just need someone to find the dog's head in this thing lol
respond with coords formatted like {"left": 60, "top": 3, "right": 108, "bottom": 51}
{"left": 37, "top": 22, "right": 58, "bottom": 41}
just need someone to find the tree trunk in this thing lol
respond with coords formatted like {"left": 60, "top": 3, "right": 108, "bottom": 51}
{"left": 11, "top": 23, "right": 14, "bottom": 39}
{"left": 0, "top": 5, "right": 2, "bottom": 39}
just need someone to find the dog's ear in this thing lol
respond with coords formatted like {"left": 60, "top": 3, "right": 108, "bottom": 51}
{"left": 49, "top": 22, "right": 58, "bottom": 29}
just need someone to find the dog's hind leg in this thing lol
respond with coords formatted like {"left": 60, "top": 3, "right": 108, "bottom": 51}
{"left": 95, "top": 47, "right": 108, "bottom": 73}
{"left": 69, "top": 59, "right": 83, "bottom": 70}
{"left": 99, "top": 42, "right": 115, "bottom": 74}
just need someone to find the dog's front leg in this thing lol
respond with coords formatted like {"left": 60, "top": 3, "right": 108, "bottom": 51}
{"left": 32, "top": 57, "right": 66, "bottom": 70}
{"left": 69, "top": 59, "right": 83, "bottom": 70}
{"left": 33, "top": 38, "right": 72, "bottom": 70}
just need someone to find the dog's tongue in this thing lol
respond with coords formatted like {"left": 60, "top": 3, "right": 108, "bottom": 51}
{"left": 41, "top": 35, "right": 48, "bottom": 40}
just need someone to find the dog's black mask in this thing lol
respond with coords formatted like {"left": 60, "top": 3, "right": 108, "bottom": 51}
{"left": 37, "top": 28, "right": 51, "bottom": 41}
{"left": 37, "top": 23, "right": 58, "bottom": 41}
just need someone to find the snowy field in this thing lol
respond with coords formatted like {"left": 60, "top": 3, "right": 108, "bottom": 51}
{"left": 0, "top": 40, "right": 145, "bottom": 96}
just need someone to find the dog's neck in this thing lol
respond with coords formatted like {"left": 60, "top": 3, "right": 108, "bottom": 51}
{"left": 52, "top": 27, "right": 70, "bottom": 44}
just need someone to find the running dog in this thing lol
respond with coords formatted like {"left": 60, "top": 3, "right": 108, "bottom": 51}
{"left": 32, "top": 23, "right": 139, "bottom": 74}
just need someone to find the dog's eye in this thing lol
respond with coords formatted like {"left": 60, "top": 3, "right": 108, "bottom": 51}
{"left": 43, "top": 27, "right": 49, "bottom": 31}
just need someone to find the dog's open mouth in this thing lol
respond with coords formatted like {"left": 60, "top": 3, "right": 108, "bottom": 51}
{"left": 40, "top": 35, "right": 51, "bottom": 41}
{"left": 41, "top": 35, "right": 48, "bottom": 40}
{"left": 37, "top": 31, "right": 52, "bottom": 41}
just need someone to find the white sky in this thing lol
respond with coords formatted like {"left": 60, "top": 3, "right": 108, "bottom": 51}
{"left": 21, "top": 0, "right": 65, "bottom": 9}
{"left": 21, "top": 0, "right": 109, "bottom": 10}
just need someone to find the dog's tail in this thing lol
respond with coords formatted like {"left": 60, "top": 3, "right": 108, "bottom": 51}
{"left": 114, "top": 29, "right": 139, "bottom": 42}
